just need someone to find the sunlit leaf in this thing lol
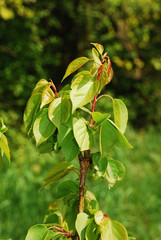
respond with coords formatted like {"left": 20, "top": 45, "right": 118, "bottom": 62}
{"left": 70, "top": 71, "right": 98, "bottom": 112}
{"left": 33, "top": 109, "right": 56, "bottom": 146}
{"left": 0, "top": 117, "right": 8, "bottom": 133}
{"left": 113, "top": 98, "right": 128, "bottom": 133}
{"left": 91, "top": 43, "right": 104, "bottom": 55}
{"left": 94, "top": 211, "right": 104, "bottom": 225}
{"left": 75, "top": 213, "right": 90, "bottom": 240}
{"left": 105, "top": 158, "right": 125, "bottom": 188}
{"left": 73, "top": 118, "right": 93, "bottom": 151}
{"left": 40, "top": 85, "right": 55, "bottom": 109}
{"left": 62, "top": 57, "right": 90, "bottom": 81}
{"left": 24, "top": 93, "right": 41, "bottom": 134}
{"left": 48, "top": 98, "right": 71, "bottom": 129}
{"left": 25, "top": 224, "right": 49, "bottom": 240}
{"left": 90, "top": 62, "right": 100, "bottom": 76}
{"left": 100, "top": 218, "right": 128, "bottom": 240}
{"left": 92, "top": 48, "right": 101, "bottom": 64}
{"left": 85, "top": 190, "right": 99, "bottom": 212}
{"left": 32, "top": 79, "right": 49, "bottom": 95}
{"left": 0, "top": 133, "right": 10, "bottom": 169}
{"left": 99, "top": 61, "right": 113, "bottom": 92}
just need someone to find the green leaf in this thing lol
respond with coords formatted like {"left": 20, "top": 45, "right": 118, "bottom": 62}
{"left": 0, "top": 151, "right": 3, "bottom": 170}
{"left": 42, "top": 162, "right": 74, "bottom": 188}
{"left": 99, "top": 157, "right": 108, "bottom": 175}
{"left": 85, "top": 190, "right": 99, "bottom": 212}
{"left": 40, "top": 85, "right": 55, "bottom": 109}
{"left": 24, "top": 93, "right": 41, "bottom": 134}
{"left": 91, "top": 43, "right": 104, "bottom": 55}
{"left": 99, "top": 61, "right": 113, "bottom": 92}
{"left": 93, "top": 152, "right": 101, "bottom": 166}
{"left": 92, "top": 112, "right": 110, "bottom": 126}
{"left": 85, "top": 220, "right": 99, "bottom": 240}
{"left": 56, "top": 180, "right": 79, "bottom": 199}
{"left": 92, "top": 48, "right": 101, "bottom": 65}
{"left": 62, "top": 57, "right": 90, "bottom": 81}
{"left": 48, "top": 98, "right": 71, "bottom": 129}
{"left": 73, "top": 118, "right": 93, "bottom": 151}
{"left": 86, "top": 190, "right": 97, "bottom": 202}
{"left": 0, "top": 117, "right": 8, "bottom": 133}
{"left": 128, "top": 232, "right": 136, "bottom": 239}
{"left": 93, "top": 153, "right": 108, "bottom": 174}
{"left": 75, "top": 213, "right": 90, "bottom": 240}
{"left": 79, "top": 106, "right": 92, "bottom": 115}
{"left": 57, "top": 125, "right": 79, "bottom": 162}
{"left": 90, "top": 62, "right": 100, "bottom": 77}
{"left": 113, "top": 99, "right": 128, "bottom": 133}
{"left": 33, "top": 109, "right": 56, "bottom": 146}
{"left": 109, "top": 120, "right": 133, "bottom": 149}
{"left": 100, "top": 120, "right": 133, "bottom": 157}
{"left": 37, "top": 136, "right": 56, "bottom": 154}
{"left": 0, "top": 133, "right": 10, "bottom": 169}
{"left": 25, "top": 224, "right": 49, "bottom": 240}
{"left": 94, "top": 211, "right": 104, "bottom": 225}
{"left": 32, "top": 79, "right": 49, "bottom": 95}
{"left": 70, "top": 71, "right": 99, "bottom": 112}
{"left": 100, "top": 218, "right": 128, "bottom": 240}
{"left": 105, "top": 159, "right": 125, "bottom": 189}
{"left": 46, "top": 231, "right": 60, "bottom": 240}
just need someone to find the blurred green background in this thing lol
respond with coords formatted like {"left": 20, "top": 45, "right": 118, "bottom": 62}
{"left": 0, "top": 0, "right": 161, "bottom": 239}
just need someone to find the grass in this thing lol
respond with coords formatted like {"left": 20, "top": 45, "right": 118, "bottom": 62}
{"left": 0, "top": 125, "right": 161, "bottom": 240}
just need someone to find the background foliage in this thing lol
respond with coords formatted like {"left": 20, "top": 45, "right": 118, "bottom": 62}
{"left": 0, "top": 0, "right": 161, "bottom": 239}
{"left": 0, "top": 0, "right": 161, "bottom": 127}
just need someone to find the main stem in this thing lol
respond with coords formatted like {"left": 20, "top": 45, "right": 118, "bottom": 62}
{"left": 75, "top": 58, "right": 104, "bottom": 239}
{"left": 73, "top": 151, "right": 91, "bottom": 240}
{"left": 78, "top": 150, "right": 91, "bottom": 213}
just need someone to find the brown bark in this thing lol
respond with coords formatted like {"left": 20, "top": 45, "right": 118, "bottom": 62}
{"left": 72, "top": 152, "right": 91, "bottom": 240}
{"left": 78, "top": 150, "right": 91, "bottom": 213}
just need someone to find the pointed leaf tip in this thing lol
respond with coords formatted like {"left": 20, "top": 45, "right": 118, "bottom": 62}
{"left": 91, "top": 43, "right": 104, "bottom": 55}
{"left": 62, "top": 57, "right": 90, "bottom": 81}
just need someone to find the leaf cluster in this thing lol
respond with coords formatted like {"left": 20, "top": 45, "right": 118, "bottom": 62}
{"left": 24, "top": 43, "right": 134, "bottom": 239}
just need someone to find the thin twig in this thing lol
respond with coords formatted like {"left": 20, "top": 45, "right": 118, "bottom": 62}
{"left": 69, "top": 169, "right": 81, "bottom": 178}
{"left": 96, "top": 94, "right": 113, "bottom": 102}
{"left": 48, "top": 226, "right": 74, "bottom": 238}
{"left": 50, "top": 79, "right": 59, "bottom": 98}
